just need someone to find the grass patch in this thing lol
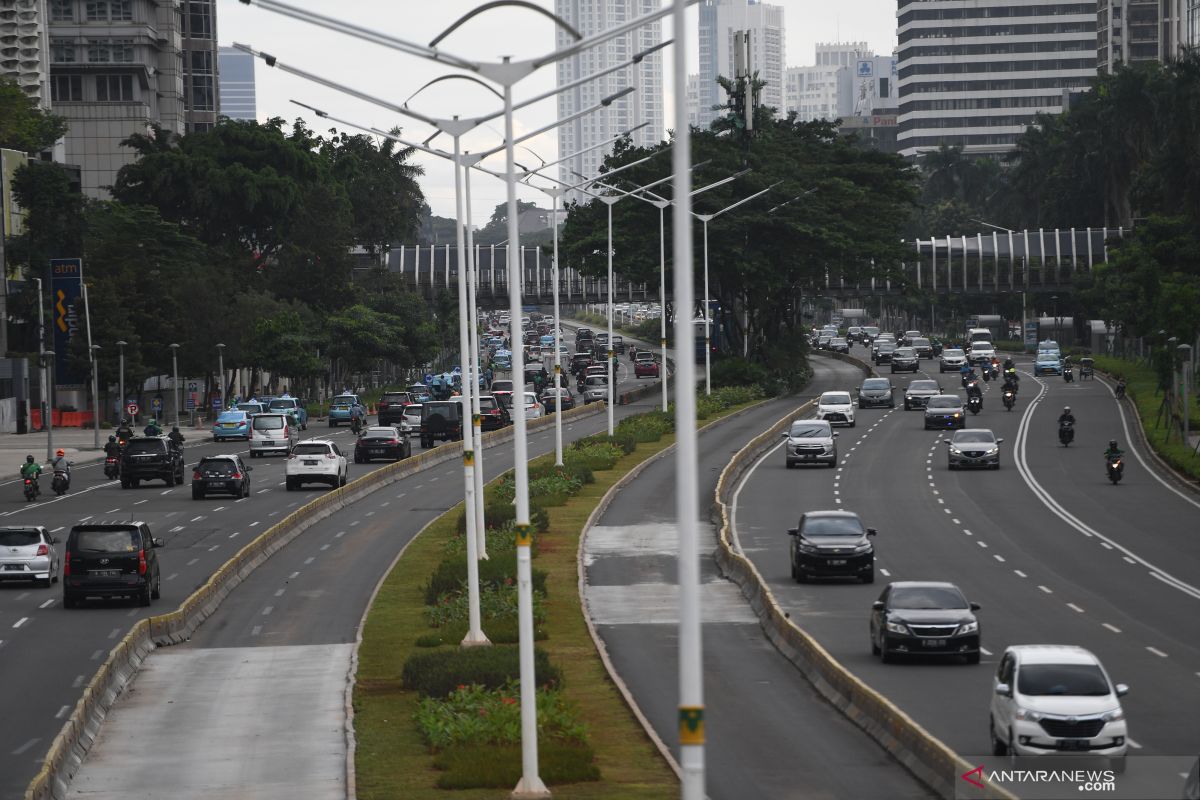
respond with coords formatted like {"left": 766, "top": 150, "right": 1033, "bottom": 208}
{"left": 1091, "top": 356, "right": 1200, "bottom": 481}
{"left": 354, "top": 396, "right": 767, "bottom": 798}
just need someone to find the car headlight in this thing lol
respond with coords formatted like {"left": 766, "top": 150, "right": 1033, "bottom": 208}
{"left": 953, "top": 412, "right": 962, "bottom": 417}
{"left": 853, "top": 542, "right": 872, "bottom": 553}
{"left": 885, "top": 621, "right": 909, "bottom": 635}
{"left": 1101, "top": 707, "right": 1125, "bottom": 722}
{"left": 949, "top": 446, "right": 963, "bottom": 454}
{"left": 797, "top": 542, "right": 819, "bottom": 554}
{"left": 984, "top": 446, "right": 999, "bottom": 455}
{"left": 955, "top": 621, "right": 979, "bottom": 635}
{"left": 1014, "top": 707, "right": 1044, "bottom": 722}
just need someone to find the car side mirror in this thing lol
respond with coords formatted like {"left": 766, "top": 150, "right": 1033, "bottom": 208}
{"left": 245, "top": 466, "right": 253, "bottom": 472}
{"left": 1115, "top": 683, "right": 1129, "bottom": 697}
{"left": 995, "top": 438, "right": 1004, "bottom": 444}
{"left": 780, "top": 432, "right": 788, "bottom": 438}
{"left": 969, "top": 602, "right": 981, "bottom": 611}
{"left": 51, "top": 536, "right": 59, "bottom": 544}
{"left": 832, "top": 432, "right": 839, "bottom": 438}
{"left": 994, "top": 683, "right": 1012, "bottom": 698}
{"left": 871, "top": 600, "right": 885, "bottom": 611}
{"left": 786, "top": 527, "right": 799, "bottom": 536}
{"left": 866, "top": 528, "right": 878, "bottom": 536}
{"left": 152, "top": 537, "right": 165, "bottom": 548}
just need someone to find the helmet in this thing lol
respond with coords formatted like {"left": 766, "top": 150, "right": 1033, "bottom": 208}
{"left": 172, "top": 425, "right": 179, "bottom": 432}
{"left": 26, "top": 455, "right": 34, "bottom": 463}
{"left": 1109, "top": 439, "right": 1118, "bottom": 448}
{"left": 1063, "top": 406, "right": 1071, "bottom": 413}
{"left": 56, "top": 449, "right": 65, "bottom": 457}
{"left": 109, "top": 435, "right": 116, "bottom": 443}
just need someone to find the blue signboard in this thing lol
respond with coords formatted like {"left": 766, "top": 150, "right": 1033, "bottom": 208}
{"left": 423, "top": 373, "right": 434, "bottom": 385}
{"left": 50, "top": 258, "right": 85, "bottom": 388}
{"left": 151, "top": 397, "right": 163, "bottom": 413}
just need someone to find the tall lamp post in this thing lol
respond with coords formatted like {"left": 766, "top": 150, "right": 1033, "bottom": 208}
{"left": 1051, "top": 295, "right": 1060, "bottom": 343}
{"left": 169, "top": 343, "right": 181, "bottom": 426}
{"left": 117, "top": 340, "right": 128, "bottom": 425}
{"left": 1179, "top": 343, "right": 1192, "bottom": 447}
{"left": 90, "top": 345, "right": 101, "bottom": 443}
{"left": 42, "top": 350, "right": 55, "bottom": 461}
{"left": 216, "top": 343, "right": 226, "bottom": 411}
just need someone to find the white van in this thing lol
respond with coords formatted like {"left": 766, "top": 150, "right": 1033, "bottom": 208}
{"left": 968, "top": 328, "right": 993, "bottom": 345}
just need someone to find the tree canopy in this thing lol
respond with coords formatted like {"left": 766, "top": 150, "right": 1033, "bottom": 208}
{"left": 0, "top": 79, "right": 68, "bottom": 153}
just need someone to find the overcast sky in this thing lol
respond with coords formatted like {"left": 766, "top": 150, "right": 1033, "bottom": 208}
{"left": 216, "top": 0, "right": 896, "bottom": 227}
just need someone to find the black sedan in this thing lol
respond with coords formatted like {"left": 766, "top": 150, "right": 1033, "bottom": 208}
{"left": 923, "top": 395, "right": 966, "bottom": 430}
{"left": 870, "top": 581, "right": 981, "bottom": 664}
{"left": 903, "top": 379, "right": 942, "bottom": 410}
{"left": 873, "top": 343, "right": 896, "bottom": 365}
{"left": 890, "top": 346, "right": 920, "bottom": 373}
{"left": 477, "top": 395, "right": 511, "bottom": 431}
{"left": 354, "top": 426, "right": 411, "bottom": 463}
{"left": 540, "top": 388, "right": 575, "bottom": 412}
{"left": 191, "top": 455, "right": 251, "bottom": 499}
{"left": 787, "top": 510, "right": 877, "bottom": 584}
{"left": 856, "top": 378, "right": 895, "bottom": 408}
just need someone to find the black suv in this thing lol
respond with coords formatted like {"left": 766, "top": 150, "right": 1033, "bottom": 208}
{"left": 120, "top": 436, "right": 185, "bottom": 488}
{"left": 787, "top": 510, "right": 877, "bottom": 584}
{"left": 890, "top": 347, "right": 920, "bottom": 373}
{"left": 63, "top": 522, "right": 163, "bottom": 607}
{"left": 376, "top": 391, "right": 412, "bottom": 426}
{"left": 192, "top": 454, "right": 252, "bottom": 499}
{"left": 420, "top": 401, "right": 464, "bottom": 449}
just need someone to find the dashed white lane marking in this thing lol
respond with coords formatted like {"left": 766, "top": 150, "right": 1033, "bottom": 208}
{"left": 166, "top": 573, "right": 178, "bottom": 581}
{"left": 261, "top": 606, "right": 273, "bottom": 616}
{"left": 937, "top": 498, "right": 944, "bottom": 504}
{"left": 1100, "top": 542, "right": 1113, "bottom": 550}
{"left": 208, "top": 545, "right": 220, "bottom": 552}
{"left": 380, "top": 501, "right": 390, "bottom": 507}
{"left": 160, "top": 490, "right": 172, "bottom": 496}
{"left": 169, "top": 525, "right": 184, "bottom": 533}
{"left": 213, "top": 506, "right": 226, "bottom": 512}
{"left": 1122, "top": 555, "right": 1136, "bottom": 564}
{"left": 186, "top": 558, "right": 199, "bottom": 566}
{"left": 107, "top": 628, "right": 121, "bottom": 639}
{"left": 190, "top": 515, "right": 205, "bottom": 522}
{"left": 1067, "top": 603, "right": 1085, "bottom": 613}
{"left": 303, "top": 557, "right": 314, "bottom": 565}
{"left": 251, "top": 625, "right": 262, "bottom": 636}
{"left": 1038, "top": 585, "right": 1053, "bottom": 594}
{"left": 12, "top": 617, "right": 29, "bottom": 629}
{"left": 51, "top": 526, "right": 64, "bottom": 533}
{"left": 951, "top": 518, "right": 960, "bottom": 524}
{"left": 268, "top": 511, "right": 279, "bottom": 517}
{"left": 879, "top": 568, "right": 891, "bottom": 577}
{"left": 79, "top": 516, "right": 92, "bottom": 522}
{"left": 396, "top": 492, "right": 406, "bottom": 498}
{"left": 319, "top": 544, "right": 330, "bottom": 551}
{"left": 274, "top": 588, "right": 285, "bottom": 597}
{"left": 256, "top": 489, "right": 270, "bottom": 494}
{"left": 134, "top": 499, "right": 147, "bottom": 505}
{"left": 430, "top": 476, "right": 439, "bottom": 482}
{"left": 288, "top": 572, "right": 300, "bottom": 580}
{"left": 11, "top": 738, "right": 41, "bottom": 755}
{"left": 1014, "top": 569, "right": 1027, "bottom": 578}
{"left": 931, "top": 490, "right": 939, "bottom": 495}
{"left": 350, "top": 521, "right": 360, "bottom": 527}
{"left": 72, "top": 675, "right": 85, "bottom": 688}
{"left": 229, "top": 532, "right": 240, "bottom": 539}
{"left": 90, "top": 649, "right": 103, "bottom": 660}
{"left": 335, "top": 531, "right": 346, "bottom": 538}
{"left": 249, "top": 521, "right": 260, "bottom": 527}
{"left": 977, "top": 541, "right": 988, "bottom": 548}
{"left": 1146, "top": 646, "right": 1168, "bottom": 658}
{"left": 1103, "top": 623, "right": 1122, "bottom": 634}
{"left": 55, "top": 705, "right": 70, "bottom": 719}
{"left": 993, "top": 555, "right": 1005, "bottom": 562}
{"left": 236, "top": 497, "right": 248, "bottom": 503}
{"left": 39, "top": 599, "right": 55, "bottom": 609}
{"left": 963, "top": 529, "right": 973, "bottom": 536}
{"left": 364, "top": 511, "right": 375, "bottom": 517}
{"left": 105, "top": 508, "right": 120, "bottom": 513}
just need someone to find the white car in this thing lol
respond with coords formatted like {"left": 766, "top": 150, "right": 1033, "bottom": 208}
{"left": 990, "top": 645, "right": 1129, "bottom": 766}
{"left": 520, "top": 391, "right": 544, "bottom": 420}
{"left": 969, "top": 343, "right": 996, "bottom": 365}
{"left": 816, "top": 391, "right": 856, "bottom": 427}
{"left": 285, "top": 439, "right": 349, "bottom": 490}
{"left": 939, "top": 348, "right": 968, "bottom": 373}
{"left": 399, "top": 404, "right": 422, "bottom": 436}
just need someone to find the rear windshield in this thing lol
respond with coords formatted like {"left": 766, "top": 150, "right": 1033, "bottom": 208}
{"left": 404, "top": 406, "right": 422, "bottom": 417}
{"left": 911, "top": 338, "right": 930, "bottom": 347}
{"left": 801, "top": 516, "right": 865, "bottom": 537}
{"left": 217, "top": 411, "right": 247, "bottom": 423}
{"left": 0, "top": 529, "right": 41, "bottom": 546}
{"left": 268, "top": 399, "right": 297, "bottom": 410}
{"left": 492, "top": 381, "right": 513, "bottom": 392}
{"left": 253, "top": 416, "right": 284, "bottom": 430}
{"left": 479, "top": 397, "right": 498, "bottom": 411}
{"left": 125, "top": 440, "right": 163, "bottom": 455}
{"left": 331, "top": 396, "right": 356, "bottom": 406}
{"left": 362, "top": 431, "right": 396, "bottom": 441}
{"left": 381, "top": 393, "right": 409, "bottom": 403}
{"left": 199, "top": 460, "right": 236, "bottom": 476}
{"left": 73, "top": 528, "right": 138, "bottom": 553}
{"left": 292, "top": 443, "right": 331, "bottom": 456}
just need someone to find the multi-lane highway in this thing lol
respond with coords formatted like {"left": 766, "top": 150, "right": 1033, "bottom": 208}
{"left": 732, "top": 344, "right": 1200, "bottom": 768}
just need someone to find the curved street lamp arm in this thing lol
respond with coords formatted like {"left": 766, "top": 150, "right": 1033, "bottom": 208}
{"left": 430, "top": 1, "right": 581, "bottom": 48}
{"left": 403, "top": 74, "right": 503, "bottom": 108}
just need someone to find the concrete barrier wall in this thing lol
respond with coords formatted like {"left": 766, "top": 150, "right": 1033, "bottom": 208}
{"left": 709, "top": 354, "right": 1016, "bottom": 800}
{"left": 25, "top": 401, "right": 606, "bottom": 800}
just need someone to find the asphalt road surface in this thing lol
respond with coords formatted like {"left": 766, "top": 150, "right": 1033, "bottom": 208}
{"left": 732, "top": 343, "right": 1200, "bottom": 769}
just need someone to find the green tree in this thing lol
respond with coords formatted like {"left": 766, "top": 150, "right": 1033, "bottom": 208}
{"left": 0, "top": 79, "right": 69, "bottom": 152}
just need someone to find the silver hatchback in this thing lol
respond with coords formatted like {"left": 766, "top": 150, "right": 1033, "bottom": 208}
{"left": 0, "top": 526, "right": 60, "bottom": 587}
{"left": 249, "top": 412, "right": 299, "bottom": 458}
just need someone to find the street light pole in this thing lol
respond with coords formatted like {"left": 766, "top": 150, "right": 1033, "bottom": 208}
{"left": 1179, "top": 344, "right": 1192, "bottom": 447}
{"left": 654, "top": 200, "right": 669, "bottom": 411}
{"left": 35, "top": 278, "right": 48, "bottom": 449}
{"left": 603, "top": 196, "right": 617, "bottom": 435}
{"left": 117, "top": 340, "right": 128, "bottom": 426}
{"left": 170, "top": 344, "right": 181, "bottom": 427}
{"left": 216, "top": 343, "right": 226, "bottom": 411}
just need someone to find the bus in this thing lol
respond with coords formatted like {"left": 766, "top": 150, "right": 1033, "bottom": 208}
{"left": 694, "top": 318, "right": 720, "bottom": 364}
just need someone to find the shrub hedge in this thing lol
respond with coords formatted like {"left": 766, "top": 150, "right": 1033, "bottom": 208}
{"left": 401, "top": 645, "right": 561, "bottom": 698}
{"left": 423, "top": 555, "right": 547, "bottom": 605}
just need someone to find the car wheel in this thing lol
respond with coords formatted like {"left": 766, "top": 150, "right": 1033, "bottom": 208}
{"left": 904, "top": 402, "right": 910, "bottom": 410}
{"left": 151, "top": 577, "right": 161, "bottom": 600}
{"left": 354, "top": 454, "right": 363, "bottom": 464}
{"left": 990, "top": 717, "right": 1008, "bottom": 756}
{"left": 880, "top": 638, "right": 894, "bottom": 663}
{"left": 174, "top": 470, "right": 184, "bottom": 486}
{"left": 132, "top": 479, "right": 140, "bottom": 488}
{"left": 328, "top": 421, "right": 336, "bottom": 427}
{"left": 949, "top": 462, "right": 957, "bottom": 470}
{"left": 192, "top": 486, "right": 204, "bottom": 500}
{"left": 794, "top": 569, "right": 807, "bottom": 584}
{"left": 966, "top": 651, "right": 981, "bottom": 665}
{"left": 339, "top": 472, "right": 347, "bottom": 487}
{"left": 848, "top": 420, "right": 856, "bottom": 428}
{"left": 785, "top": 460, "right": 793, "bottom": 469}
{"left": 121, "top": 478, "right": 130, "bottom": 489}
{"left": 285, "top": 480, "right": 295, "bottom": 491}
{"left": 63, "top": 593, "right": 77, "bottom": 609}
{"left": 139, "top": 582, "right": 152, "bottom": 607}
{"left": 37, "top": 575, "right": 52, "bottom": 588}
{"left": 861, "top": 569, "right": 874, "bottom": 584}
{"left": 871, "top": 634, "right": 880, "bottom": 655}
{"left": 991, "top": 463, "right": 1000, "bottom": 470}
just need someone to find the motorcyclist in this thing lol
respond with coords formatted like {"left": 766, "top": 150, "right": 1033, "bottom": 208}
{"left": 103, "top": 435, "right": 122, "bottom": 458}
{"left": 965, "top": 379, "right": 983, "bottom": 400}
{"left": 1003, "top": 357, "right": 1015, "bottom": 371}
{"left": 20, "top": 454, "right": 42, "bottom": 481}
{"left": 1002, "top": 368, "right": 1020, "bottom": 392}
{"left": 350, "top": 401, "right": 366, "bottom": 433}
{"left": 144, "top": 418, "right": 163, "bottom": 436}
{"left": 116, "top": 418, "right": 134, "bottom": 444}
{"left": 51, "top": 448, "right": 71, "bottom": 491}
{"left": 959, "top": 362, "right": 974, "bottom": 385}
{"left": 1103, "top": 439, "right": 1124, "bottom": 460}
{"left": 1058, "top": 406, "right": 1076, "bottom": 426}
{"left": 168, "top": 425, "right": 186, "bottom": 448}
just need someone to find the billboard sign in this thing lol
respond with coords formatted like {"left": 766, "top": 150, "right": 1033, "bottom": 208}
{"left": 50, "top": 258, "right": 85, "bottom": 389}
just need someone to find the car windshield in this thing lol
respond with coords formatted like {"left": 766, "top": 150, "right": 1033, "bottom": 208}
{"left": 1017, "top": 664, "right": 1111, "bottom": 696}
{"left": 0, "top": 529, "right": 40, "bottom": 546}
{"left": 1037, "top": 354, "right": 1059, "bottom": 362}
{"left": 124, "top": 440, "right": 162, "bottom": 455}
{"left": 253, "top": 416, "right": 284, "bottom": 430}
{"left": 895, "top": 348, "right": 915, "bottom": 356}
{"left": 943, "top": 349, "right": 964, "bottom": 357}
{"left": 820, "top": 393, "right": 851, "bottom": 405}
{"left": 862, "top": 379, "right": 890, "bottom": 390}
{"left": 200, "top": 460, "right": 236, "bottom": 476}
{"left": 928, "top": 396, "right": 962, "bottom": 409}
{"left": 73, "top": 529, "right": 138, "bottom": 553}
{"left": 789, "top": 423, "right": 830, "bottom": 438}
{"left": 890, "top": 585, "right": 968, "bottom": 609}
{"left": 801, "top": 516, "right": 865, "bottom": 537}
{"left": 292, "top": 443, "right": 331, "bottom": 456}
{"left": 878, "top": 343, "right": 895, "bottom": 351}
{"left": 217, "top": 411, "right": 246, "bottom": 423}
{"left": 953, "top": 431, "right": 996, "bottom": 444}
{"left": 909, "top": 380, "right": 939, "bottom": 391}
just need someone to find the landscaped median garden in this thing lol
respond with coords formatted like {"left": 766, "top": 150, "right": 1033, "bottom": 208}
{"left": 353, "top": 385, "right": 766, "bottom": 798}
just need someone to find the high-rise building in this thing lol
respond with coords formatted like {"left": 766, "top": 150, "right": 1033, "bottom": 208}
{"left": 896, "top": 1, "right": 1098, "bottom": 158}
{"left": 218, "top": 45, "right": 256, "bottom": 121}
{"left": 180, "top": 0, "right": 218, "bottom": 132}
{"left": 555, "top": 0, "right": 664, "bottom": 204}
{"left": 1, "top": 0, "right": 52, "bottom": 109}
{"left": 48, "top": 0, "right": 186, "bottom": 197}
{"left": 784, "top": 43, "right": 872, "bottom": 122}
{"left": 696, "top": 0, "right": 785, "bottom": 128}
{"left": 685, "top": 72, "right": 700, "bottom": 128}
{"left": 1099, "top": 0, "right": 1193, "bottom": 69}
{"left": 1189, "top": 0, "right": 1200, "bottom": 46}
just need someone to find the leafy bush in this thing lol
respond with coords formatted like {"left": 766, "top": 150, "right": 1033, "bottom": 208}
{"left": 414, "top": 682, "right": 587, "bottom": 749}
{"left": 622, "top": 318, "right": 662, "bottom": 342}
{"left": 430, "top": 742, "right": 599, "bottom": 789}
{"left": 425, "top": 617, "right": 547, "bottom": 646}
{"left": 401, "top": 647, "right": 561, "bottom": 698}
{"left": 615, "top": 409, "right": 673, "bottom": 442}
{"left": 426, "top": 583, "right": 547, "bottom": 628}
{"left": 573, "top": 432, "right": 636, "bottom": 455}
{"left": 424, "top": 555, "right": 547, "bottom": 605}
{"left": 494, "top": 473, "right": 583, "bottom": 504}
{"left": 443, "top": 520, "right": 533, "bottom": 559}
{"left": 710, "top": 358, "right": 771, "bottom": 390}
{"left": 456, "top": 501, "right": 548, "bottom": 536}
{"left": 563, "top": 442, "right": 622, "bottom": 471}
{"left": 528, "top": 460, "right": 594, "bottom": 485}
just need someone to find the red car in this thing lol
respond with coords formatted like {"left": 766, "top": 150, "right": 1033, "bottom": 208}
{"left": 634, "top": 353, "right": 660, "bottom": 378}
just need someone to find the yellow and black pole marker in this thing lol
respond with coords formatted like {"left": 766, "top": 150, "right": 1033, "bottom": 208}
{"left": 679, "top": 706, "right": 705, "bottom": 746}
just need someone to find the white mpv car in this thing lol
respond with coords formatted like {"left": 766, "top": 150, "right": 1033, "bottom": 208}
{"left": 990, "top": 645, "right": 1129, "bottom": 768}
{"left": 816, "top": 391, "right": 856, "bottom": 428}
{"left": 285, "top": 440, "right": 348, "bottom": 490}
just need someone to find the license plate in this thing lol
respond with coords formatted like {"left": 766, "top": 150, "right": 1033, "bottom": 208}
{"left": 827, "top": 559, "right": 846, "bottom": 566}
{"left": 801, "top": 454, "right": 816, "bottom": 459}
{"left": 370, "top": 449, "right": 383, "bottom": 455}
{"left": 922, "top": 638, "right": 947, "bottom": 647}
{"left": 4, "top": 564, "right": 23, "bottom": 571}
{"left": 304, "top": 460, "right": 318, "bottom": 466}
{"left": 1057, "top": 739, "right": 1090, "bottom": 751}
{"left": 91, "top": 569, "right": 120, "bottom": 577}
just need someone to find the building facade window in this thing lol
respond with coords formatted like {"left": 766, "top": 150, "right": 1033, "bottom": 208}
{"left": 85, "top": 0, "right": 132, "bottom": 21}
{"left": 87, "top": 39, "right": 134, "bottom": 63}
{"left": 51, "top": 39, "right": 78, "bottom": 63}
{"left": 190, "top": 76, "right": 215, "bottom": 111}
{"left": 185, "top": 1, "right": 214, "bottom": 39}
{"left": 95, "top": 74, "right": 134, "bottom": 101}
{"left": 51, "top": 74, "right": 83, "bottom": 102}
{"left": 50, "top": 0, "right": 74, "bottom": 22}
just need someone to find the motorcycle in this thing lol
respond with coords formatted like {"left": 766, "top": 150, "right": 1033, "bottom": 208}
{"left": 981, "top": 367, "right": 992, "bottom": 383}
{"left": 22, "top": 476, "right": 38, "bottom": 502}
{"left": 1063, "top": 364, "right": 1074, "bottom": 383}
{"left": 52, "top": 469, "right": 70, "bottom": 496}
{"left": 1058, "top": 420, "right": 1075, "bottom": 446}
{"left": 1114, "top": 380, "right": 1126, "bottom": 400}
{"left": 1002, "top": 388, "right": 1016, "bottom": 411}
{"left": 987, "top": 364, "right": 999, "bottom": 381}
{"left": 104, "top": 457, "right": 120, "bottom": 480}
{"left": 967, "top": 394, "right": 983, "bottom": 415}
{"left": 1106, "top": 455, "right": 1124, "bottom": 484}
{"left": 350, "top": 416, "right": 363, "bottom": 436}
{"left": 960, "top": 371, "right": 975, "bottom": 388}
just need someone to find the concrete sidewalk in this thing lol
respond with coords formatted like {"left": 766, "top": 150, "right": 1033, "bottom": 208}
{"left": 0, "top": 426, "right": 110, "bottom": 468}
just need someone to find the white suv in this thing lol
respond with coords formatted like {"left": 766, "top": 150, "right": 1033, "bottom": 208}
{"left": 816, "top": 391, "right": 856, "bottom": 428}
{"left": 285, "top": 440, "right": 348, "bottom": 490}
{"left": 990, "top": 645, "right": 1129, "bottom": 767}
